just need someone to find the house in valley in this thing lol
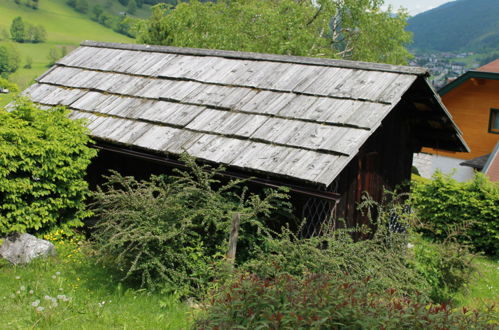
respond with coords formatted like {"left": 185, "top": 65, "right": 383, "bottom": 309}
{"left": 24, "top": 41, "right": 467, "bottom": 232}
{"left": 414, "top": 59, "right": 499, "bottom": 181}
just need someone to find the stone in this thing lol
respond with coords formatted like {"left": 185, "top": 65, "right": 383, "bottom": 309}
{"left": 0, "top": 233, "right": 56, "bottom": 265}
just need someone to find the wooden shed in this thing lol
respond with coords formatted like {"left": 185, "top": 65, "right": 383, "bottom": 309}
{"left": 24, "top": 41, "right": 468, "bottom": 233}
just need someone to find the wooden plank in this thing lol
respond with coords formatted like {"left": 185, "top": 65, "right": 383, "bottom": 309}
{"left": 217, "top": 87, "right": 255, "bottom": 109}
{"left": 252, "top": 62, "right": 291, "bottom": 90}
{"left": 226, "top": 213, "right": 240, "bottom": 265}
{"left": 132, "top": 125, "right": 181, "bottom": 150}
{"left": 266, "top": 63, "right": 310, "bottom": 91}
{"left": 251, "top": 118, "right": 302, "bottom": 144}
{"left": 315, "top": 154, "right": 353, "bottom": 186}
{"left": 140, "top": 53, "right": 178, "bottom": 77}
{"left": 377, "top": 74, "right": 417, "bottom": 103}
{"left": 239, "top": 91, "right": 285, "bottom": 114}
{"left": 161, "top": 129, "right": 203, "bottom": 154}
{"left": 135, "top": 79, "right": 176, "bottom": 99}
{"left": 183, "top": 84, "right": 234, "bottom": 107}
{"left": 40, "top": 86, "right": 85, "bottom": 106}
{"left": 277, "top": 94, "right": 320, "bottom": 118}
{"left": 186, "top": 109, "right": 267, "bottom": 138}
{"left": 71, "top": 91, "right": 110, "bottom": 112}
{"left": 82, "top": 41, "right": 428, "bottom": 75}
{"left": 57, "top": 46, "right": 89, "bottom": 66}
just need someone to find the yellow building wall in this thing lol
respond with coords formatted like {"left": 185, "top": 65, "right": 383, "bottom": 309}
{"left": 423, "top": 78, "right": 499, "bottom": 160}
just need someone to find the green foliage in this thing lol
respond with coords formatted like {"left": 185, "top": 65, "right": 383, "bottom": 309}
{"left": 0, "top": 99, "right": 97, "bottom": 235}
{"left": 0, "top": 77, "right": 19, "bottom": 92}
{"left": 90, "top": 155, "right": 291, "bottom": 297}
{"left": 127, "top": 0, "right": 137, "bottom": 14}
{"left": 9, "top": 16, "right": 47, "bottom": 43}
{"left": 10, "top": 16, "right": 25, "bottom": 42}
{"left": 409, "top": 234, "right": 475, "bottom": 303}
{"left": 242, "top": 192, "right": 432, "bottom": 297}
{"left": 0, "top": 44, "right": 20, "bottom": 77}
{"left": 138, "top": 0, "right": 412, "bottom": 65}
{"left": 411, "top": 171, "right": 499, "bottom": 255}
{"left": 197, "top": 272, "right": 498, "bottom": 329}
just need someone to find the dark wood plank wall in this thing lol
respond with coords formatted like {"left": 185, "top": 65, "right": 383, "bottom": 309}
{"left": 332, "top": 102, "right": 415, "bottom": 230}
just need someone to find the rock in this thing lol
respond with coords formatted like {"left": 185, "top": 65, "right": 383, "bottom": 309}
{"left": 0, "top": 233, "right": 56, "bottom": 265}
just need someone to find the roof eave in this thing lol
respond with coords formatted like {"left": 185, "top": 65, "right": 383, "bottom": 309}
{"left": 439, "top": 71, "right": 499, "bottom": 96}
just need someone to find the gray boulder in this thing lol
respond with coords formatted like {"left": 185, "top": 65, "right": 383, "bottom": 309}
{"left": 0, "top": 233, "right": 56, "bottom": 265}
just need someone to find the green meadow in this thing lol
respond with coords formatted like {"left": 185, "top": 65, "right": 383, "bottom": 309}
{"left": 0, "top": 0, "right": 133, "bottom": 89}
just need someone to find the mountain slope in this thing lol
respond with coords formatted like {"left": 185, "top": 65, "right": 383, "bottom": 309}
{"left": 0, "top": 0, "right": 132, "bottom": 88}
{"left": 407, "top": 0, "right": 499, "bottom": 52}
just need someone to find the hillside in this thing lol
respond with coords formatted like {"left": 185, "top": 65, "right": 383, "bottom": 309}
{"left": 0, "top": 0, "right": 132, "bottom": 89}
{"left": 407, "top": 0, "right": 499, "bottom": 52}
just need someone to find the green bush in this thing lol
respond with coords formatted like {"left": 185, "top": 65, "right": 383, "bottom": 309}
{"left": 409, "top": 234, "right": 475, "bottom": 303}
{"left": 197, "top": 272, "right": 497, "bottom": 329}
{"left": 0, "top": 77, "right": 19, "bottom": 92}
{"left": 411, "top": 171, "right": 499, "bottom": 255}
{"left": 241, "top": 192, "right": 433, "bottom": 298}
{"left": 241, "top": 224, "right": 432, "bottom": 299}
{"left": 0, "top": 99, "right": 97, "bottom": 235}
{"left": 90, "top": 155, "right": 291, "bottom": 297}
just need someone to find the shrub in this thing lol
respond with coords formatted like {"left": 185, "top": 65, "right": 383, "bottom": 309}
{"left": 90, "top": 155, "right": 291, "bottom": 297}
{"left": 241, "top": 192, "right": 432, "bottom": 298}
{"left": 409, "top": 234, "right": 475, "bottom": 303}
{"left": 411, "top": 171, "right": 499, "bottom": 255}
{"left": 0, "top": 44, "right": 20, "bottom": 77}
{"left": 0, "top": 99, "right": 97, "bottom": 235}
{"left": 0, "top": 77, "right": 19, "bottom": 92}
{"left": 197, "top": 272, "right": 497, "bottom": 329}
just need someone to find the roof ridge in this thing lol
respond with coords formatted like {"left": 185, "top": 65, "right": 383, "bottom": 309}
{"left": 81, "top": 40, "right": 428, "bottom": 76}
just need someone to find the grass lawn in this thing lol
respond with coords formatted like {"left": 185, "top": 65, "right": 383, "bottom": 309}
{"left": 0, "top": 237, "right": 192, "bottom": 329}
{"left": 453, "top": 256, "right": 499, "bottom": 310}
{"left": 0, "top": 0, "right": 133, "bottom": 89}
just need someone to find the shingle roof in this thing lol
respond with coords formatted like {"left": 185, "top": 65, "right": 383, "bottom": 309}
{"left": 483, "top": 142, "right": 499, "bottom": 182}
{"left": 477, "top": 59, "right": 499, "bottom": 73}
{"left": 24, "top": 41, "right": 465, "bottom": 186}
{"left": 460, "top": 154, "right": 490, "bottom": 170}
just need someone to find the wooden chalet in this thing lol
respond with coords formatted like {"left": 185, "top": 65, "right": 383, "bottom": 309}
{"left": 414, "top": 59, "right": 499, "bottom": 182}
{"left": 24, "top": 41, "right": 468, "bottom": 232}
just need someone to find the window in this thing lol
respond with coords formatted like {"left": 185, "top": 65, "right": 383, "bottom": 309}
{"left": 489, "top": 109, "right": 499, "bottom": 134}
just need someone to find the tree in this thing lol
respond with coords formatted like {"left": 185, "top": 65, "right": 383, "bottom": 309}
{"left": 127, "top": 0, "right": 137, "bottom": 14}
{"left": 138, "top": 0, "right": 412, "bottom": 65}
{"left": 32, "top": 25, "right": 47, "bottom": 43}
{"left": 24, "top": 56, "right": 33, "bottom": 69}
{"left": 91, "top": 4, "right": 104, "bottom": 21}
{"left": 75, "top": 0, "right": 88, "bottom": 13}
{"left": 0, "top": 44, "right": 20, "bottom": 77}
{"left": 0, "top": 99, "right": 97, "bottom": 235}
{"left": 10, "top": 16, "right": 25, "bottom": 42}
{"left": 47, "top": 47, "right": 61, "bottom": 66}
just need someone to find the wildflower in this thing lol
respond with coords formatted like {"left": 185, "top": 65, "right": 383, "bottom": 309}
{"left": 59, "top": 288, "right": 63, "bottom": 291}
{"left": 44, "top": 295, "right": 51, "bottom": 300}
{"left": 29, "top": 290, "right": 34, "bottom": 295}
{"left": 16, "top": 290, "right": 20, "bottom": 295}
{"left": 31, "top": 300, "right": 40, "bottom": 307}
{"left": 20, "top": 286, "right": 26, "bottom": 291}
{"left": 52, "top": 302, "right": 58, "bottom": 308}
{"left": 51, "top": 297, "right": 57, "bottom": 304}
{"left": 51, "top": 275, "right": 56, "bottom": 279}
{"left": 56, "top": 271, "right": 61, "bottom": 276}
{"left": 36, "top": 306, "right": 45, "bottom": 312}
{"left": 15, "top": 276, "right": 20, "bottom": 280}
{"left": 9, "top": 294, "right": 15, "bottom": 299}
{"left": 98, "top": 301, "right": 106, "bottom": 308}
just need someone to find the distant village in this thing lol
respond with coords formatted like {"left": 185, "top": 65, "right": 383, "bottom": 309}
{"left": 409, "top": 51, "right": 479, "bottom": 89}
